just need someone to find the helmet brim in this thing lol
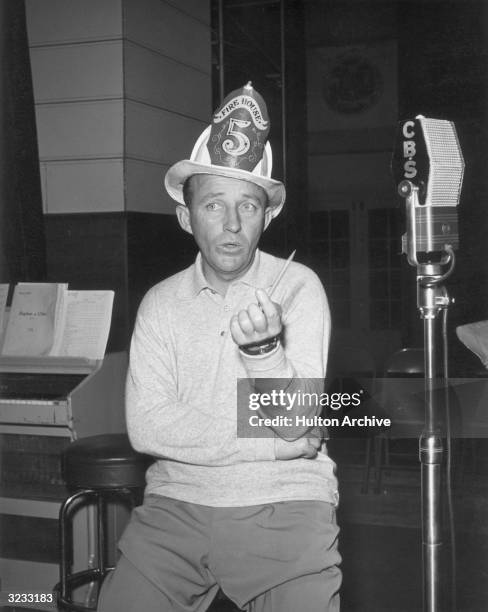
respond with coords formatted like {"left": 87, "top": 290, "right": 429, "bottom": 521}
{"left": 164, "top": 160, "right": 286, "bottom": 217}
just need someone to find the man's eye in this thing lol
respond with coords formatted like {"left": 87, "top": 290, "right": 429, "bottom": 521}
{"left": 206, "top": 202, "right": 220, "bottom": 211}
{"left": 241, "top": 202, "right": 257, "bottom": 212}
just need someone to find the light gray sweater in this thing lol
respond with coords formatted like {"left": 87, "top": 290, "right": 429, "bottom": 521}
{"left": 126, "top": 249, "right": 338, "bottom": 507}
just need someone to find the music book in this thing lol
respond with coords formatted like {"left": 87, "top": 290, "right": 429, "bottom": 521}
{"left": 0, "top": 283, "right": 114, "bottom": 360}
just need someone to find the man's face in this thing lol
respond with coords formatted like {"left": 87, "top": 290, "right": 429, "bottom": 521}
{"left": 176, "top": 174, "right": 273, "bottom": 290}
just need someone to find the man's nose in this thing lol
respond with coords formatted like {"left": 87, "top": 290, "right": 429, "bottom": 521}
{"left": 223, "top": 207, "right": 241, "bottom": 233}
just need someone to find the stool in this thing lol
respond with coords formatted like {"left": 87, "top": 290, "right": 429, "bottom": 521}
{"left": 55, "top": 433, "right": 149, "bottom": 611}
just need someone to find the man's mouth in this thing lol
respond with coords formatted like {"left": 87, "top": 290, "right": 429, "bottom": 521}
{"left": 218, "top": 242, "right": 243, "bottom": 251}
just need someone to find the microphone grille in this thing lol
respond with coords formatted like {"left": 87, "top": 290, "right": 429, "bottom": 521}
{"left": 417, "top": 116, "right": 465, "bottom": 207}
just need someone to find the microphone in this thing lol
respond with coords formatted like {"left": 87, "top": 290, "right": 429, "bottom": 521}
{"left": 391, "top": 116, "right": 465, "bottom": 265}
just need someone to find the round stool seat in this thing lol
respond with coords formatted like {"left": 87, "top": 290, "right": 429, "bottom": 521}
{"left": 64, "top": 433, "right": 148, "bottom": 489}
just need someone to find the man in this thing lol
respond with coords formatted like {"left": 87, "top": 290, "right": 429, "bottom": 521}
{"left": 99, "top": 83, "right": 341, "bottom": 612}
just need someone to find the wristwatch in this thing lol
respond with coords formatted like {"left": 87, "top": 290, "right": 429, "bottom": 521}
{"left": 239, "top": 335, "right": 280, "bottom": 356}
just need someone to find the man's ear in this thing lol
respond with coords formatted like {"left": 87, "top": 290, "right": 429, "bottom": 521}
{"left": 263, "top": 205, "right": 274, "bottom": 232}
{"left": 175, "top": 204, "right": 193, "bottom": 235}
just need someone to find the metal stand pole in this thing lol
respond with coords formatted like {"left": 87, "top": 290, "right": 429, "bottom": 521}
{"left": 417, "top": 268, "right": 449, "bottom": 612}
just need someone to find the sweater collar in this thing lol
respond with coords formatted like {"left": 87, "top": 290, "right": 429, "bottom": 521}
{"left": 176, "top": 249, "right": 273, "bottom": 299}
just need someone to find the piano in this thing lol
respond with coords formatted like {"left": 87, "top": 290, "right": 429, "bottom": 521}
{"left": 0, "top": 352, "right": 128, "bottom": 607}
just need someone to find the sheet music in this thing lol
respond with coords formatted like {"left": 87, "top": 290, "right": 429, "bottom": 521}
{"left": 1, "top": 283, "right": 67, "bottom": 356}
{"left": 54, "top": 290, "right": 114, "bottom": 360}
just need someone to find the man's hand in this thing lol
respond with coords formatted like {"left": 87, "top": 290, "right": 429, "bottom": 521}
{"left": 230, "top": 288, "right": 282, "bottom": 347}
{"left": 274, "top": 428, "right": 323, "bottom": 460}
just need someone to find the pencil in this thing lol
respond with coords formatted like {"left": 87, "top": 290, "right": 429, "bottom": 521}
{"left": 268, "top": 250, "right": 296, "bottom": 298}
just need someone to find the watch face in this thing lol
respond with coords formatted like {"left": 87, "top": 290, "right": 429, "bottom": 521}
{"left": 322, "top": 51, "right": 383, "bottom": 114}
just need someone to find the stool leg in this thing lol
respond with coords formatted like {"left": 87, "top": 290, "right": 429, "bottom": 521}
{"left": 97, "top": 494, "right": 106, "bottom": 576}
{"left": 59, "top": 490, "right": 94, "bottom": 602}
{"left": 84, "top": 500, "right": 98, "bottom": 608}
{"left": 102, "top": 488, "right": 133, "bottom": 572}
{"left": 59, "top": 495, "right": 71, "bottom": 601}
{"left": 57, "top": 487, "right": 143, "bottom": 611}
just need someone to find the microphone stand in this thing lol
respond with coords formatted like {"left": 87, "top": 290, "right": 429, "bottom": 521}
{"left": 399, "top": 180, "right": 454, "bottom": 612}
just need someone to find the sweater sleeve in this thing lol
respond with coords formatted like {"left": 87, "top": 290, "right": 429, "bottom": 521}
{"left": 126, "top": 290, "right": 275, "bottom": 465}
{"left": 239, "top": 267, "right": 331, "bottom": 439}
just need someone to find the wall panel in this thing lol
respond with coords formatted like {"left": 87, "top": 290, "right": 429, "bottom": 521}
{"left": 36, "top": 100, "right": 124, "bottom": 160}
{"left": 25, "top": 0, "right": 122, "bottom": 45}
{"left": 124, "top": 41, "right": 210, "bottom": 120}
{"left": 125, "top": 100, "right": 205, "bottom": 165}
{"left": 125, "top": 159, "right": 174, "bottom": 214}
{"left": 123, "top": 0, "right": 211, "bottom": 72}
{"left": 30, "top": 41, "right": 123, "bottom": 103}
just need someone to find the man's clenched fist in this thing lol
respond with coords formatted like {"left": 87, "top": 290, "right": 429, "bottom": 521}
{"left": 230, "top": 288, "right": 282, "bottom": 347}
